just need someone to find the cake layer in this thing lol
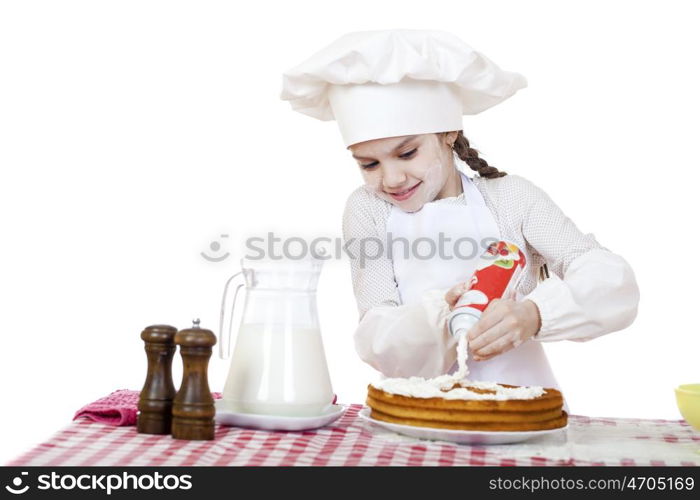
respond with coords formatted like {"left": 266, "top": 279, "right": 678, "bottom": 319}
{"left": 366, "top": 381, "right": 567, "bottom": 432}
{"left": 366, "top": 395, "right": 563, "bottom": 423}
{"left": 367, "top": 384, "right": 563, "bottom": 412}
{"left": 369, "top": 408, "right": 569, "bottom": 432}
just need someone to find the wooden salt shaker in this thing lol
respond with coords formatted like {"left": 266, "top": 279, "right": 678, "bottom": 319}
{"left": 172, "top": 318, "right": 217, "bottom": 440}
{"left": 137, "top": 324, "right": 178, "bottom": 434}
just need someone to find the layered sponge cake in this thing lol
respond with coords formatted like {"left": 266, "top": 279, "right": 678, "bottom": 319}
{"left": 366, "top": 378, "right": 567, "bottom": 432}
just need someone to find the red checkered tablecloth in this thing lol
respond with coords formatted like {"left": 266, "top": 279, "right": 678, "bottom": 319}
{"left": 7, "top": 404, "right": 700, "bottom": 466}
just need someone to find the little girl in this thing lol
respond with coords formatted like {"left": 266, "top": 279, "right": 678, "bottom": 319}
{"left": 280, "top": 30, "right": 640, "bottom": 392}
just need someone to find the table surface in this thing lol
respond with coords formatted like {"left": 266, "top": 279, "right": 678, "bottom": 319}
{"left": 7, "top": 405, "right": 700, "bottom": 466}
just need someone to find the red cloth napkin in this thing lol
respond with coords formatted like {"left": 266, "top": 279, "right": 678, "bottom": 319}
{"left": 73, "top": 389, "right": 222, "bottom": 426}
{"left": 73, "top": 390, "right": 338, "bottom": 426}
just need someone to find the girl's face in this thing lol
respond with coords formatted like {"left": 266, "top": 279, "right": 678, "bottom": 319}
{"left": 349, "top": 132, "right": 460, "bottom": 213}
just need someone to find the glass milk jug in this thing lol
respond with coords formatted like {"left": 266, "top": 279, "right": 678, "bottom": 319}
{"left": 218, "top": 256, "right": 334, "bottom": 416}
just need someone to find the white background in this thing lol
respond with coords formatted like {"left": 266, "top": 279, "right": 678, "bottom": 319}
{"left": 1, "top": 0, "right": 698, "bottom": 464}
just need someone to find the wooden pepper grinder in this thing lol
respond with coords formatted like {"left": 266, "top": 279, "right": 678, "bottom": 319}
{"left": 172, "top": 318, "right": 217, "bottom": 440}
{"left": 137, "top": 324, "right": 178, "bottom": 434}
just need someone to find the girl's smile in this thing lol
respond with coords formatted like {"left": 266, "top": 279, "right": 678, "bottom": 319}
{"left": 386, "top": 181, "right": 422, "bottom": 201}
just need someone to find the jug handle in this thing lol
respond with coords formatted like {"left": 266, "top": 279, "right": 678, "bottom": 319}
{"left": 218, "top": 270, "right": 245, "bottom": 360}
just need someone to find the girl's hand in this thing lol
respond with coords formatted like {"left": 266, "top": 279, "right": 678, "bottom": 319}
{"left": 444, "top": 281, "right": 469, "bottom": 311}
{"left": 468, "top": 298, "right": 542, "bottom": 361}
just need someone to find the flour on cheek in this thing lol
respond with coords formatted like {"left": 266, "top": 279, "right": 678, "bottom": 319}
{"left": 418, "top": 156, "right": 445, "bottom": 203}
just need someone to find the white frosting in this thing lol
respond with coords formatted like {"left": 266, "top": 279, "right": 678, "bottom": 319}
{"left": 371, "top": 330, "right": 545, "bottom": 400}
{"left": 454, "top": 329, "right": 469, "bottom": 380}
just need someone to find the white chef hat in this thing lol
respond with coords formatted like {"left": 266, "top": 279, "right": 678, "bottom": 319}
{"left": 280, "top": 29, "right": 527, "bottom": 148}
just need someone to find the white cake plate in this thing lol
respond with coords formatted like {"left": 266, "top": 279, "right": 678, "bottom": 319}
{"left": 358, "top": 407, "right": 568, "bottom": 445}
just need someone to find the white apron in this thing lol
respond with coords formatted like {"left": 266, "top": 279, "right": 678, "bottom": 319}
{"left": 385, "top": 170, "right": 567, "bottom": 409}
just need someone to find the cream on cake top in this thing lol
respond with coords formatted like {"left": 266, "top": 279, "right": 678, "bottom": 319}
{"left": 371, "top": 331, "right": 545, "bottom": 400}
